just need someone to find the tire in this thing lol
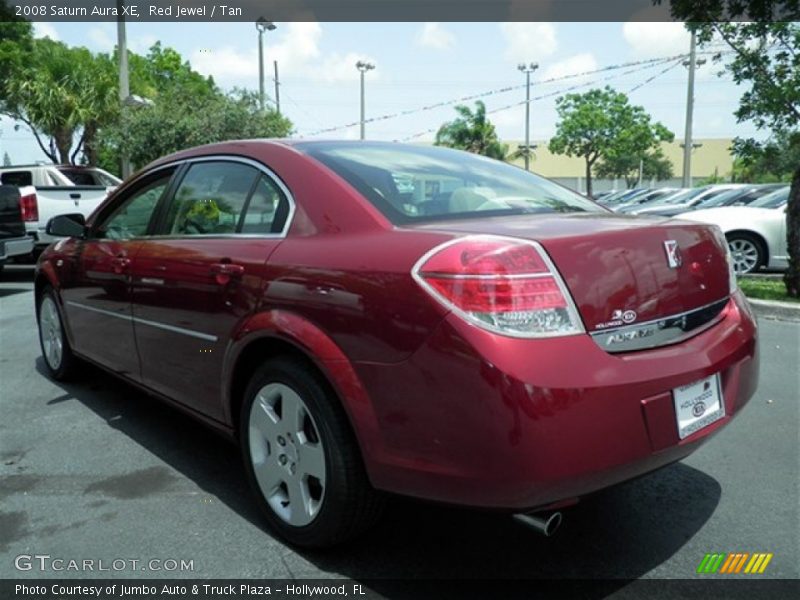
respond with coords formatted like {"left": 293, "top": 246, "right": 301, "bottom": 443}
{"left": 726, "top": 233, "right": 765, "bottom": 275}
{"left": 240, "top": 357, "right": 383, "bottom": 548}
{"left": 37, "top": 287, "right": 80, "bottom": 380}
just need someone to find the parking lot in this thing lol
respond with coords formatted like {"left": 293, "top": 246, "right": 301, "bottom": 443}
{"left": 1, "top": 264, "right": 798, "bottom": 587}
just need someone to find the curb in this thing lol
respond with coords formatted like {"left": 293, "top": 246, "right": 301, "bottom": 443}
{"left": 746, "top": 298, "right": 800, "bottom": 322}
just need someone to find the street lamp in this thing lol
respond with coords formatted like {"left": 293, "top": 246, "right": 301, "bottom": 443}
{"left": 517, "top": 62, "right": 538, "bottom": 171}
{"left": 356, "top": 61, "right": 375, "bottom": 140}
{"left": 256, "top": 18, "right": 277, "bottom": 112}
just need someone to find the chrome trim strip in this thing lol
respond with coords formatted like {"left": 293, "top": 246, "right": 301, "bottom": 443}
{"left": 66, "top": 301, "right": 218, "bottom": 342}
{"left": 132, "top": 316, "right": 218, "bottom": 342}
{"left": 421, "top": 272, "right": 554, "bottom": 280}
{"left": 590, "top": 297, "right": 729, "bottom": 353}
{"left": 66, "top": 301, "right": 130, "bottom": 321}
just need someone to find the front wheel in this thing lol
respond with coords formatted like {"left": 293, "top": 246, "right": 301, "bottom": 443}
{"left": 240, "top": 357, "right": 383, "bottom": 548}
{"left": 37, "top": 288, "right": 80, "bottom": 380}
{"left": 727, "top": 233, "right": 765, "bottom": 275}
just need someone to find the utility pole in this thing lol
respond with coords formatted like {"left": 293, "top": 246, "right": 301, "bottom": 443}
{"left": 356, "top": 61, "right": 375, "bottom": 140}
{"left": 682, "top": 30, "right": 705, "bottom": 188}
{"left": 273, "top": 60, "right": 281, "bottom": 116}
{"left": 255, "top": 19, "right": 276, "bottom": 112}
{"left": 116, "top": 0, "right": 130, "bottom": 178}
{"left": 517, "top": 63, "right": 538, "bottom": 171}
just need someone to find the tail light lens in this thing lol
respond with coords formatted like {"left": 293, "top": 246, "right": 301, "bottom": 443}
{"left": 413, "top": 235, "right": 584, "bottom": 338}
{"left": 19, "top": 193, "right": 38, "bottom": 222}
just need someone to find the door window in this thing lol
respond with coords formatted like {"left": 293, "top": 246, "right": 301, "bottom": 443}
{"left": 165, "top": 162, "right": 259, "bottom": 235}
{"left": 162, "top": 161, "right": 290, "bottom": 236}
{"left": 240, "top": 175, "right": 289, "bottom": 234}
{"left": 94, "top": 172, "right": 173, "bottom": 240}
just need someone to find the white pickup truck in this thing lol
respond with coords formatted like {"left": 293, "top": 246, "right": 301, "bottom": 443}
{"left": 0, "top": 165, "right": 120, "bottom": 253}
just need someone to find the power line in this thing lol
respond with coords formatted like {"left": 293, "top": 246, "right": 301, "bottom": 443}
{"left": 399, "top": 56, "right": 687, "bottom": 142}
{"left": 298, "top": 54, "right": 689, "bottom": 138}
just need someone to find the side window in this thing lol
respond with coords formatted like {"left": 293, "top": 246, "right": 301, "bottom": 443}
{"left": 164, "top": 162, "right": 259, "bottom": 235}
{"left": 241, "top": 175, "right": 289, "bottom": 234}
{"left": 95, "top": 173, "right": 173, "bottom": 240}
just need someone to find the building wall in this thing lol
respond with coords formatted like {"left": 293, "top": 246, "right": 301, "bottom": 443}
{"left": 506, "top": 138, "right": 734, "bottom": 193}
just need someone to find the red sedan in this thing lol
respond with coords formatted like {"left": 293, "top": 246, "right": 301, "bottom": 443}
{"left": 36, "top": 141, "right": 758, "bottom": 547}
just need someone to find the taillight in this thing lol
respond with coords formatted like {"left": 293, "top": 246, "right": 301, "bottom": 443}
{"left": 413, "top": 235, "right": 584, "bottom": 338}
{"left": 19, "top": 193, "right": 38, "bottom": 222}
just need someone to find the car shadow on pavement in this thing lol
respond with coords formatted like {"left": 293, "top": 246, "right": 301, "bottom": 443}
{"left": 35, "top": 358, "right": 722, "bottom": 593}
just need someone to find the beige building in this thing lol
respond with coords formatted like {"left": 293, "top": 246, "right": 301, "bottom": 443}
{"left": 506, "top": 138, "right": 735, "bottom": 193}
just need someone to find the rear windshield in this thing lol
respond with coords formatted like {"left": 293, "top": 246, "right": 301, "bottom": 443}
{"left": 299, "top": 142, "right": 603, "bottom": 223}
{"left": 750, "top": 187, "right": 789, "bottom": 209}
{"left": 0, "top": 171, "right": 33, "bottom": 187}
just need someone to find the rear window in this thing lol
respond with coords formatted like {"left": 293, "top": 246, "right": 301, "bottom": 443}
{"left": 751, "top": 187, "right": 789, "bottom": 208}
{"left": 298, "top": 142, "right": 602, "bottom": 223}
{"left": 0, "top": 171, "right": 33, "bottom": 187}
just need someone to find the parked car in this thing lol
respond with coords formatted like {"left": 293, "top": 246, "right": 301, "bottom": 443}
{"left": 688, "top": 184, "right": 786, "bottom": 212}
{"left": 0, "top": 166, "right": 112, "bottom": 253}
{"left": 613, "top": 187, "right": 680, "bottom": 212}
{"left": 0, "top": 185, "right": 35, "bottom": 273}
{"left": 57, "top": 166, "right": 121, "bottom": 187}
{"left": 678, "top": 186, "right": 791, "bottom": 274}
{"left": 596, "top": 188, "right": 646, "bottom": 206}
{"left": 631, "top": 184, "right": 747, "bottom": 217}
{"left": 36, "top": 141, "right": 758, "bottom": 547}
{"left": 0, "top": 163, "right": 120, "bottom": 188}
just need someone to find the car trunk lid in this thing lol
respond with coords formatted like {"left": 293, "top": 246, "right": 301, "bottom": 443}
{"left": 408, "top": 212, "right": 731, "bottom": 333}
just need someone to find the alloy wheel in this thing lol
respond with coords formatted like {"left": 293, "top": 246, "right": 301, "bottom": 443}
{"left": 728, "top": 238, "right": 760, "bottom": 275}
{"left": 39, "top": 296, "right": 63, "bottom": 371}
{"left": 247, "top": 382, "right": 326, "bottom": 527}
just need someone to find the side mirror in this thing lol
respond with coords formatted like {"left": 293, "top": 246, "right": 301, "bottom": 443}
{"left": 46, "top": 213, "right": 87, "bottom": 238}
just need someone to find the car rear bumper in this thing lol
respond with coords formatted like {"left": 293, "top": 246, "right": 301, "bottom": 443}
{"left": 352, "top": 290, "right": 758, "bottom": 510}
{"left": 0, "top": 236, "right": 34, "bottom": 260}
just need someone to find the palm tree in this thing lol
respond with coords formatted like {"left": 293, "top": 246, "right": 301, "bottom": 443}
{"left": 435, "top": 101, "right": 508, "bottom": 160}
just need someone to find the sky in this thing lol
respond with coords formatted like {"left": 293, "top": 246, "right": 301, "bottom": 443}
{"left": 0, "top": 21, "right": 766, "bottom": 165}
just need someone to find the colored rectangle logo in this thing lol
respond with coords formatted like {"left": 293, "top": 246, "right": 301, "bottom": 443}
{"left": 697, "top": 552, "right": 773, "bottom": 574}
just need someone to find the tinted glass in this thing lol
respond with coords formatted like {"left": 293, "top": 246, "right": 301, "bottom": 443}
{"left": 300, "top": 142, "right": 602, "bottom": 223}
{"left": 0, "top": 171, "right": 33, "bottom": 187}
{"left": 96, "top": 173, "right": 172, "bottom": 239}
{"left": 750, "top": 187, "right": 789, "bottom": 208}
{"left": 165, "top": 162, "right": 259, "bottom": 235}
{"left": 240, "top": 175, "right": 289, "bottom": 234}
{"left": 60, "top": 169, "right": 97, "bottom": 185}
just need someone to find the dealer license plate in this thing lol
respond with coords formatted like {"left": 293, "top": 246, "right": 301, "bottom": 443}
{"left": 673, "top": 374, "right": 725, "bottom": 440}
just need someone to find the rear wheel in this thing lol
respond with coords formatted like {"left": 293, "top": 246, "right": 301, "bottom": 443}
{"left": 726, "top": 233, "right": 764, "bottom": 275}
{"left": 240, "top": 357, "right": 383, "bottom": 547}
{"left": 37, "top": 288, "right": 80, "bottom": 380}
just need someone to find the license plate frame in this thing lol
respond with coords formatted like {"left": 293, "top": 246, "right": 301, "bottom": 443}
{"left": 673, "top": 374, "right": 725, "bottom": 440}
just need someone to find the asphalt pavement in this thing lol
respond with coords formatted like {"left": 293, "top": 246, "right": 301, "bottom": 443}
{"left": 1, "top": 264, "right": 798, "bottom": 590}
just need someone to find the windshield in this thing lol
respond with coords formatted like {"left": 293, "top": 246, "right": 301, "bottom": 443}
{"left": 660, "top": 187, "right": 706, "bottom": 205}
{"left": 750, "top": 187, "right": 789, "bottom": 209}
{"left": 299, "top": 142, "right": 603, "bottom": 223}
{"left": 699, "top": 188, "right": 748, "bottom": 209}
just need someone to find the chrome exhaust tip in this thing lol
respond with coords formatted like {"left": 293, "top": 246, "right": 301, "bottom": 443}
{"left": 512, "top": 511, "right": 563, "bottom": 537}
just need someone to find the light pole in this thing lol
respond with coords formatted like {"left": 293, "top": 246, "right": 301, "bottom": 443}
{"left": 116, "top": 0, "right": 131, "bottom": 178}
{"left": 517, "top": 63, "right": 538, "bottom": 171}
{"left": 681, "top": 30, "right": 706, "bottom": 188}
{"left": 256, "top": 18, "right": 276, "bottom": 112}
{"left": 680, "top": 142, "right": 703, "bottom": 187}
{"left": 356, "top": 61, "right": 375, "bottom": 140}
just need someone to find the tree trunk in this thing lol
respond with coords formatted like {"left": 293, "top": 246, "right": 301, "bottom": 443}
{"left": 82, "top": 122, "right": 98, "bottom": 166}
{"left": 783, "top": 164, "right": 800, "bottom": 297}
{"left": 54, "top": 129, "right": 72, "bottom": 165}
{"left": 585, "top": 158, "right": 593, "bottom": 198}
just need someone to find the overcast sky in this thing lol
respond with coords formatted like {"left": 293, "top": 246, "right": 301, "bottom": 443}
{"left": 0, "top": 21, "right": 764, "bottom": 165}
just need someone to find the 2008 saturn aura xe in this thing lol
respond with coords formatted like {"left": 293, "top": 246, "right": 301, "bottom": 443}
{"left": 36, "top": 141, "right": 758, "bottom": 547}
